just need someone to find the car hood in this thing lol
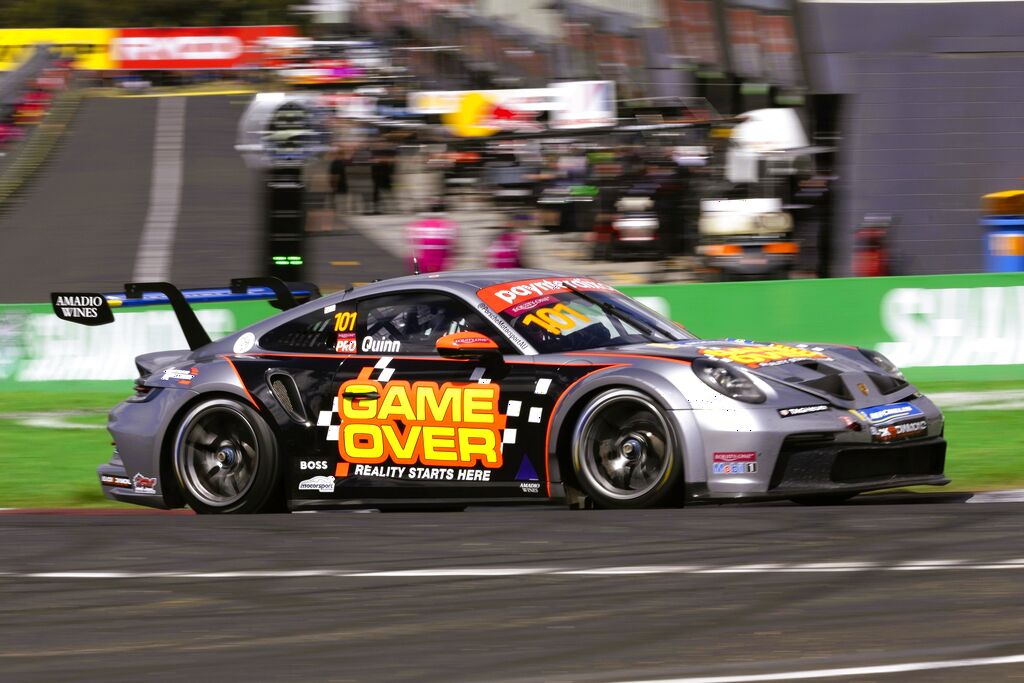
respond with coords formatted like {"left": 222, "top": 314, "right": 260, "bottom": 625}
{"left": 579, "top": 339, "right": 914, "bottom": 408}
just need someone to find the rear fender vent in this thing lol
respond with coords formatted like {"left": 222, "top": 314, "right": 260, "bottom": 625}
{"left": 268, "top": 371, "right": 308, "bottom": 424}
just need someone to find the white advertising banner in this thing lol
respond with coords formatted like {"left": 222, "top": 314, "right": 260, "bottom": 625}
{"left": 408, "top": 81, "right": 616, "bottom": 132}
{"left": 548, "top": 80, "right": 616, "bottom": 129}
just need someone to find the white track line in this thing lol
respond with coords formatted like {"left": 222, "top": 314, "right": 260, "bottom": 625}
{"left": 929, "top": 389, "right": 1024, "bottom": 412}
{"left": 132, "top": 96, "right": 186, "bottom": 282}
{"left": 612, "top": 653, "right": 1024, "bottom": 683}
{"left": 967, "top": 489, "right": 1024, "bottom": 504}
{"left": 9, "top": 559, "right": 1024, "bottom": 580}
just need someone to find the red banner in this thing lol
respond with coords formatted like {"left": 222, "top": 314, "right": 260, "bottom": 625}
{"left": 112, "top": 25, "right": 298, "bottom": 70}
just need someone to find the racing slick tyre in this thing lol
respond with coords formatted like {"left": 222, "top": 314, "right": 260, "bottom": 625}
{"left": 571, "top": 389, "right": 684, "bottom": 509}
{"left": 172, "top": 398, "right": 283, "bottom": 514}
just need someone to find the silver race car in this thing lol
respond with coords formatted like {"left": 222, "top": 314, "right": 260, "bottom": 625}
{"left": 54, "top": 270, "right": 947, "bottom": 513}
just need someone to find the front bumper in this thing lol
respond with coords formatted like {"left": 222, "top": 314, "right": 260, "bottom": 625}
{"left": 769, "top": 435, "right": 947, "bottom": 493}
{"left": 689, "top": 436, "right": 948, "bottom": 501}
{"left": 674, "top": 389, "right": 947, "bottom": 499}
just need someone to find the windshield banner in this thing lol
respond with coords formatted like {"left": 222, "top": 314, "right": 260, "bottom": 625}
{"left": 478, "top": 277, "right": 616, "bottom": 313}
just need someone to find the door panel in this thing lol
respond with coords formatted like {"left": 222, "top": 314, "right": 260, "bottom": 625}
{"left": 233, "top": 353, "right": 609, "bottom": 504}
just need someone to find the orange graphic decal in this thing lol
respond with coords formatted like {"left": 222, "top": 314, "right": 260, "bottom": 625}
{"left": 435, "top": 331, "right": 500, "bottom": 358}
{"left": 337, "top": 367, "right": 507, "bottom": 468}
{"left": 700, "top": 343, "right": 828, "bottom": 368}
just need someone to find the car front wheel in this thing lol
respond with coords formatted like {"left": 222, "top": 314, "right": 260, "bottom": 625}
{"left": 571, "top": 389, "right": 684, "bottom": 509}
{"left": 172, "top": 397, "right": 282, "bottom": 514}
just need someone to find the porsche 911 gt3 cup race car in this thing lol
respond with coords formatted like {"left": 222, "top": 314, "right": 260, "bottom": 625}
{"left": 53, "top": 270, "right": 947, "bottom": 513}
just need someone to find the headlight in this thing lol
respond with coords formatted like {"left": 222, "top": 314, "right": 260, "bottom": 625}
{"left": 861, "top": 349, "right": 906, "bottom": 381}
{"left": 693, "top": 359, "right": 765, "bottom": 404}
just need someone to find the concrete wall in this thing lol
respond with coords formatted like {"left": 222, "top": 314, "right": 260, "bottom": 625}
{"left": 799, "top": 1, "right": 1024, "bottom": 275}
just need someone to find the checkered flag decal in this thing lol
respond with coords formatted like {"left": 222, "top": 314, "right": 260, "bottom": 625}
{"left": 317, "top": 396, "right": 342, "bottom": 442}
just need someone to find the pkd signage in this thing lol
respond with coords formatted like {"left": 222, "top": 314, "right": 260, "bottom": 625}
{"left": 112, "top": 26, "right": 297, "bottom": 70}
{"left": 0, "top": 25, "right": 297, "bottom": 71}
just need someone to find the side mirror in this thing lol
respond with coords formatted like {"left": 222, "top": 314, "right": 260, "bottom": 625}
{"left": 436, "top": 332, "right": 502, "bottom": 360}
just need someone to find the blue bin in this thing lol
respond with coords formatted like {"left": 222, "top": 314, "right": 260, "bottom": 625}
{"left": 982, "top": 216, "right": 1024, "bottom": 272}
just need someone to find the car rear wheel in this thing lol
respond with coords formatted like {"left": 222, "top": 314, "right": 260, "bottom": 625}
{"left": 571, "top": 389, "right": 684, "bottom": 509}
{"left": 173, "top": 398, "right": 282, "bottom": 514}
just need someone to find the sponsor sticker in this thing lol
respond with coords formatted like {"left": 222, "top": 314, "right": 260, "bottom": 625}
{"left": 713, "top": 462, "right": 757, "bottom": 474}
{"left": 851, "top": 402, "right": 923, "bottom": 426}
{"left": 475, "top": 302, "right": 530, "bottom": 350}
{"left": 477, "top": 277, "right": 615, "bottom": 313}
{"left": 298, "top": 475, "right": 335, "bottom": 493}
{"left": 51, "top": 293, "right": 114, "bottom": 326}
{"left": 700, "top": 343, "right": 829, "bottom": 369}
{"left": 450, "top": 334, "right": 491, "bottom": 347}
{"left": 713, "top": 451, "right": 757, "bottom": 463}
{"left": 870, "top": 419, "right": 928, "bottom": 442}
{"left": 161, "top": 366, "right": 198, "bottom": 385}
{"left": 299, "top": 460, "right": 329, "bottom": 471}
{"left": 778, "top": 404, "right": 829, "bottom": 418}
{"left": 520, "top": 481, "right": 541, "bottom": 493}
{"left": 712, "top": 452, "right": 757, "bottom": 475}
{"left": 336, "top": 332, "right": 356, "bottom": 354}
{"left": 348, "top": 464, "right": 493, "bottom": 481}
{"left": 100, "top": 474, "right": 132, "bottom": 488}
{"left": 838, "top": 414, "right": 862, "bottom": 431}
{"left": 233, "top": 332, "right": 256, "bottom": 354}
{"left": 132, "top": 473, "right": 157, "bottom": 494}
{"left": 507, "top": 295, "right": 557, "bottom": 317}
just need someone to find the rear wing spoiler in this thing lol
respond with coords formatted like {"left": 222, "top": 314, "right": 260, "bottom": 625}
{"left": 51, "top": 277, "right": 320, "bottom": 350}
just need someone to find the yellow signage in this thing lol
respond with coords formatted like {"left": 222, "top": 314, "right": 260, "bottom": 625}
{"left": 442, "top": 92, "right": 500, "bottom": 138}
{"left": 0, "top": 28, "right": 115, "bottom": 71}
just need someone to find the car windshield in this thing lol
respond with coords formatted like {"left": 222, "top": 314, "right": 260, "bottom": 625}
{"left": 478, "top": 277, "right": 693, "bottom": 353}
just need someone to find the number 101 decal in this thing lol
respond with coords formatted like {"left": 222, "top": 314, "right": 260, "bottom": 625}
{"left": 334, "top": 311, "right": 357, "bottom": 333}
{"left": 523, "top": 303, "right": 590, "bottom": 335}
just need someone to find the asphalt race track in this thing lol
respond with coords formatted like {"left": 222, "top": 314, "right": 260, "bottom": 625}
{"left": 0, "top": 95, "right": 261, "bottom": 303}
{"left": 2, "top": 497, "right": 1023, "bottom": 682}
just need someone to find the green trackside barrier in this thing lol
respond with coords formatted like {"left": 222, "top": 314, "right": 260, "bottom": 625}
{"left": 1, "top": 273, "right": 1023, "bottom": 388}
{"left": 621, "top": 273, "right": 1024, "bottom": 383}
{"left": 0, "top": 300, "right": 272, "bottom": 391}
